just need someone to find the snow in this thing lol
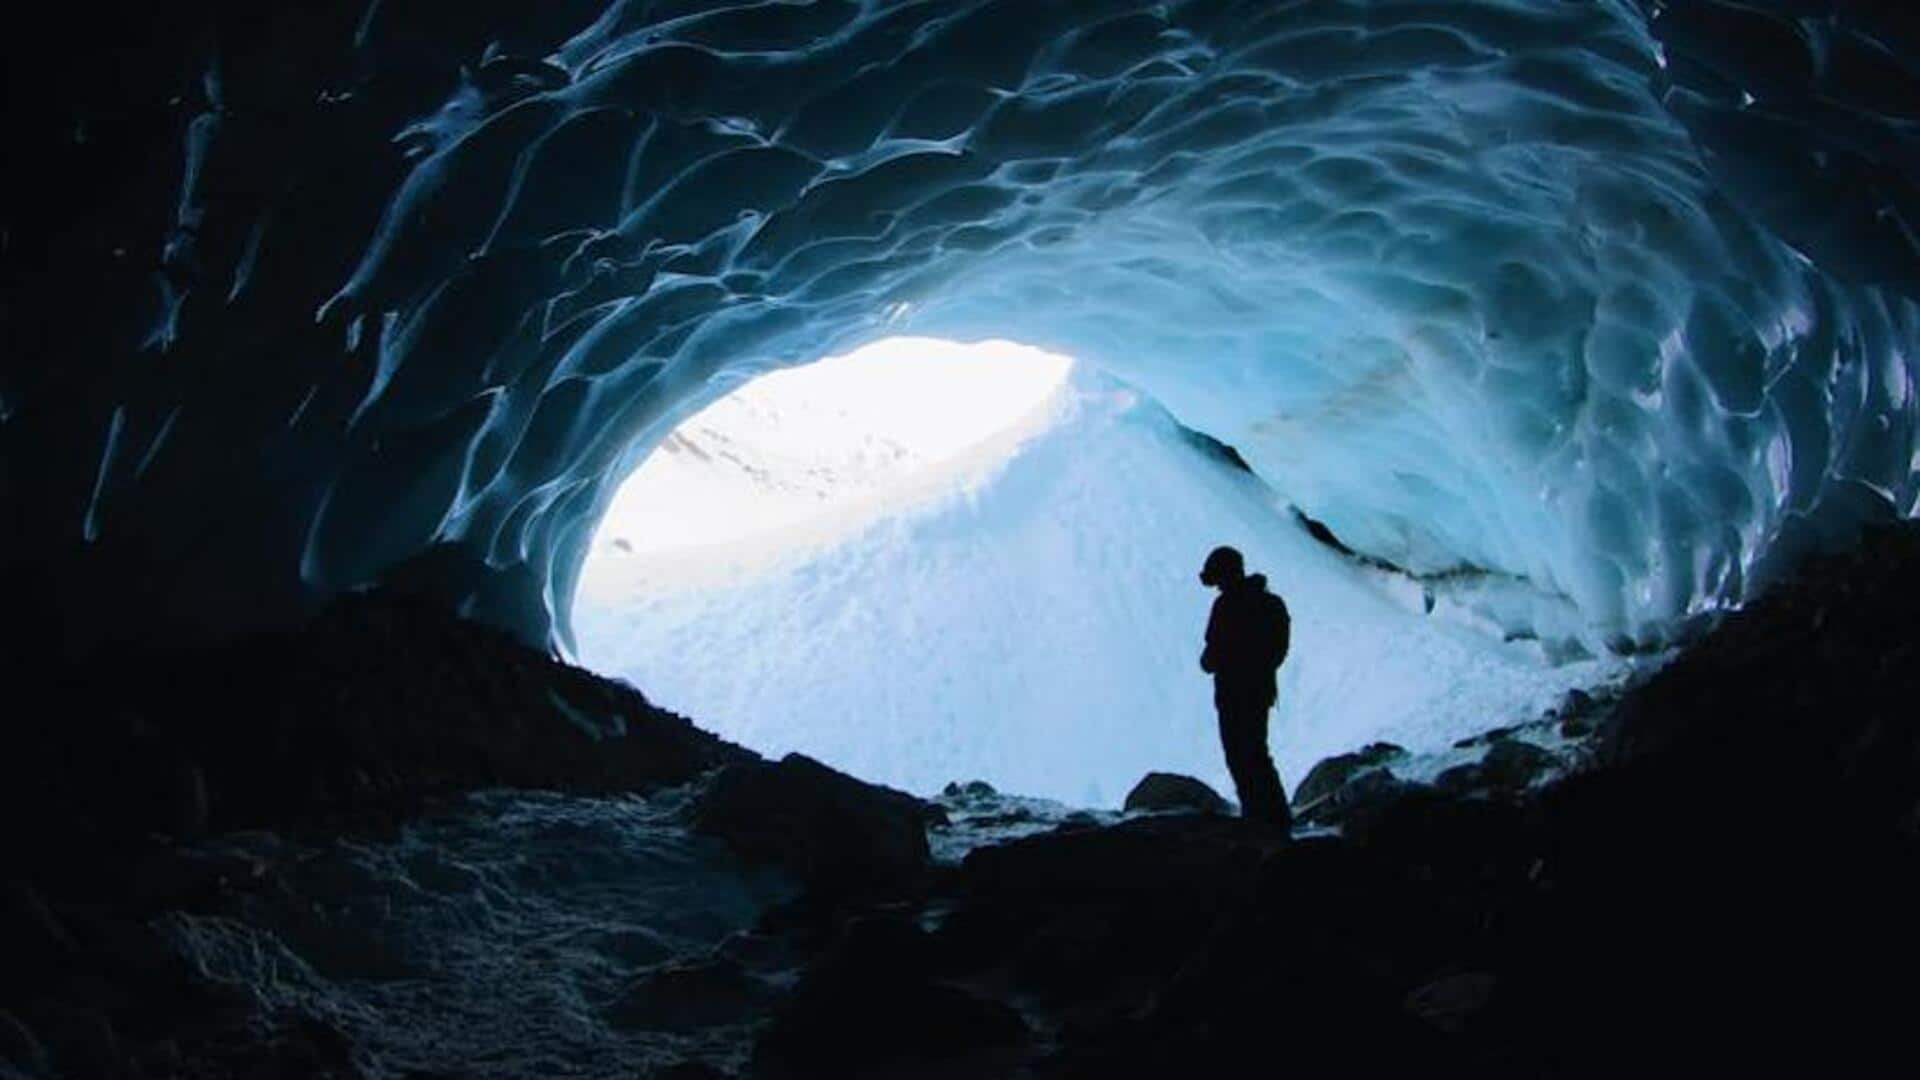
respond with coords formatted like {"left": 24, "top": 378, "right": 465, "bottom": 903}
{"left": 577, "top": 340, "right": 1627, "bottom": 807}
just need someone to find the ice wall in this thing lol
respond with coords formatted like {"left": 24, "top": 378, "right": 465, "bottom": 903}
{"left": 5, "top": 1, "right": 1919, "bottom": 655}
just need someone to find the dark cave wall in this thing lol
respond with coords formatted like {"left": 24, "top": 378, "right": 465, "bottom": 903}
{"left": 3, "top": 1, "right": 612, "bottom": 651}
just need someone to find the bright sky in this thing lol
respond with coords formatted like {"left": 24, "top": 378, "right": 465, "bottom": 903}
{"left": 578, "top": 337, "right": 1075, "bottom": 596}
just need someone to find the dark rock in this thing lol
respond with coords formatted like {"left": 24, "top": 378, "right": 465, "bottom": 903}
{"left": 128, "top": 842, "right": 265, "bottom": 911}
{"left": 0, "top": 1010, "right": 50, "bottom": 1076}
{"left": 1451, "top": 724, "right": 1518, "bottom": 750}
{"left": 2, "top": 590, "right": 756, "bottom": 894}
{"left": 0, "top": 883, "right": 76, "bottom": 987}
{"left": 831, "top": 914, "right": 938, "bottom": 978}
{"left": 1056, "top": 835, "right": 1450, "bottom": 1073}
{"left": 1432, "top": 762, "right": 1485, "bottom": 795}
{"left": 942, "top": 779, "right": 997, "bottom": 798}
{"left": 651, "top": 1063, "right": 728, "bottom": 1080}
{"left": 130, "top": 1039, "right": 184, "bottom": 1074}
{"left": 1293, "top": 741, "right": 1407, "bottom": 807}
{"left": 1404, "top": 971, "right": 1499, "bottom": 1034}
{"left": 166, "top": 759, "right": 211, "bottom": 838}
{"left": 944, "top": 815, "right": 1282, "bottom": 1008}
{"left": 1434, "top": 742, "right": 1558, "bottom": 798}
{"left": 694, "top": 753, "right": 933, "bottom": 895}
{"left": 754, "top": 973, "right": 1027, "bottom": 1078}
{"left": 60, "top": 911, "right": 198, "bottom": 998}
{"left": 606, "top": 958, "right": 769, "bottom": 1032}
{"left": 959, "top": 814, "right": 1268, "bottom": 905}
{"left": 1123, "top": 772, "right": 1229, "bottom": 814}
{"left": 24, "top": 1003, "right": 119, "bottom": 1080}
{"left": 223, "top": 1014, "right": 356, "bottom": 1078}
{"left": 1479, "top": 740, "right": 1557, "bottom": 791}
{"left": 754, "top": 907, "right": 1030, "bottom": 1074}
{"left": 1296, "top": 766, "right": 1420, "bottom": 828}
{"left": 713, "top": 929, "right": 799, "bottom": 970}
{"left": 1559, "top": 714, "right": 1596, "bottom": 738}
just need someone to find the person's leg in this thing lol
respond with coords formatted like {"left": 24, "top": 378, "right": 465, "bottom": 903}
{"left": 1219, "top": 699, "right": 1289, "bottom": 825}
{"left": 1217, "top": 703, "right": 1259, "bottom": 812}
{"left": 1251, "top": 700, "right": 1291, "bottom": 827}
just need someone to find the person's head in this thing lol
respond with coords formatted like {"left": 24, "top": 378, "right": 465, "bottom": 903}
{"left": 1199, "top": 545, "right": 1245, "bottom": 589}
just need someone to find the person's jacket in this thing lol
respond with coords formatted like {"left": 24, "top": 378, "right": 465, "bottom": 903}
{"left": 1201, "top": 574, "right": 1289, "bottom": 704}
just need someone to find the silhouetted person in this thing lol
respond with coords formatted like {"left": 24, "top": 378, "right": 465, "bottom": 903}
{"left": 1198, "top": 545, "right": 1292, "bottom": 827}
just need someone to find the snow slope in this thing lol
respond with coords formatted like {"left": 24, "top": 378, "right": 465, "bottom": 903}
{"left": 577, "top": 354, "right": 1627, "bottom": 806}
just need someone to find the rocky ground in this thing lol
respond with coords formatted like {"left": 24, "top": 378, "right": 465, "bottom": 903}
{"left": 1, "top": 590, "right": 753, "bottom": 1077}
{"left": 3, "top": 523, "right": 1918, "bottom": 1077}
{"left": 711, "top": 522, "right": 1920, "bottom": 1078}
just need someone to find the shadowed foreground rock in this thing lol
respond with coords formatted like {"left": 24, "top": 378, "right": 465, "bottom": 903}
{"left": 1122, "top": 772, "right": 1230, "bottom": 815}
{"left": 695, "top": 753, "right": 941, "bottom": 896}
{"left": 0, "top": 590, "right": 754, "bottom": 1079}
{"left": 753, "top": 915, "right": 1031, "bottom": 1079}
{"left": 750, "top": 523, "right": 1920, "bottom": 1077}
{"left": 1292, "top": 740, "right": 1406, "bottom": 809}
{"left": 3, "top": 524, "right": 1917, "bottom": 1076}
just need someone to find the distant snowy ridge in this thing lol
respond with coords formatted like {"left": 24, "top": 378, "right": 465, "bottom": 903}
{"left": 581, "top": 339, "right": 1074, "bottom": 593}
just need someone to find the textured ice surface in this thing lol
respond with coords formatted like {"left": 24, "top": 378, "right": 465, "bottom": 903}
{"left": 161, "top": 790, "right": 795, "bottom": 1077}
{"left": 12, "top": 0, "right": 1920, "bottom": 653}
{"left": 155, "top": 787, "right": 1126, "bottom": 1074}
{"left": 576, "top": 358, "right": 1625, "bottom": 805}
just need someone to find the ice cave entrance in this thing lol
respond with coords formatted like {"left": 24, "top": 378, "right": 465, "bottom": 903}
{"left": 575, "top": 338, "right": 1623, "bottom": 808}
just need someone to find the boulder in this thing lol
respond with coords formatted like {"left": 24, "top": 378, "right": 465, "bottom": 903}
{"left": 1480, "top": 740, "right": 1558, "bottom": 791}
{"left": 1404, "top": 971, "right": 1499, "bottom": 1034}
{"left": 754, "top": 966, "right": 1027, "bottom": 1078}
{"left": 1293, "top": 742, "right": 1407, "bottom": 808}
{"left": 128, "top": 842, "right": 265, "bottom": 911}
{"left": 23, "top": 1003, "right": 119, "bottom": 1080}
{"left": 653, "top": 1064, "right": 729, "bottom": 1080}
{"left": 0, "top": 1010, "right": 50, "bottom": 1076}
{"left": 942, "top": 779, "right": 998, "bottom": 799}
{"left": 1123, "top": 772, "right": 1229, "bottom": 815}
{"left": 694, "top": 753, "right": 935, "bottom": 894}
{"left": 1297, "top": 768, "right": 1422, "bottom": 829}
{"left": 1432, "top": 763, "right": 1486, "bottom": 795}
{"left": 1452, "top": 725, "right": 1518, "bottom": 750}
{"left": 1435, "top": 741, "right": 1557, "bottom": 797}
{"left": 1558, "top": 688, "right": 1603, "bottom": 738}
{"left": 0, "top": 883, "right": 75, "bottom": 986}
{"left": 753, "top": 910, "right": 1030, "bottom": 1075}
{"left": 606, "top": 958, "right": 770, "bottom": 1032}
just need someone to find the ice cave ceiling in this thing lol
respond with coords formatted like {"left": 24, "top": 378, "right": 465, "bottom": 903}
{"left": 4, "top": 0, "right": 1919, "bottom": 654}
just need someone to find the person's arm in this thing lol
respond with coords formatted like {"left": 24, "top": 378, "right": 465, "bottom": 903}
{"left": 1200, "top": 598, "right": 1221, "bottom": 673}
{"left": 1272, "top": 594, "right": 1291, "bottom": 668}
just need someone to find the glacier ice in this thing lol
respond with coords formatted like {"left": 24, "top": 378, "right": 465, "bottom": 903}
{"left": 574, "top": 344, "right": 1623, "bottom": 805}
{"left": 5, "top": 0, "right": 1919, "bottom": 657}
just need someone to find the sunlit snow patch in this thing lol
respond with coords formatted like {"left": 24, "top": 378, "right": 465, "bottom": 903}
{"left": 578, "top": 337, "right": 1074, "bottom": 595}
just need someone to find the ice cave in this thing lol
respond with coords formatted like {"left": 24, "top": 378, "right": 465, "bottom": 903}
{"left": 4, "top": 0, "right": 1919, "bottom": 1075}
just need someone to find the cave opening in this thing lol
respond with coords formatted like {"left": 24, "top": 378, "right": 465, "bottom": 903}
{"left": 572, "top": 336, "right": 1623, "bottom": 806}
{"left": 8, "top": 0, "right": 1920, "bottom": 1073}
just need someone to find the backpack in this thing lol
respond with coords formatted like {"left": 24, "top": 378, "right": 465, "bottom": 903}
{"left": 1262, "top": 591, "right": 1291, "bottom": 670}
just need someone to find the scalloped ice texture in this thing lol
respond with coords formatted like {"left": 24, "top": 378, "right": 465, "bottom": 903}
{"left": 29, "top": 0, "right": 1920, "bottom": 655}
